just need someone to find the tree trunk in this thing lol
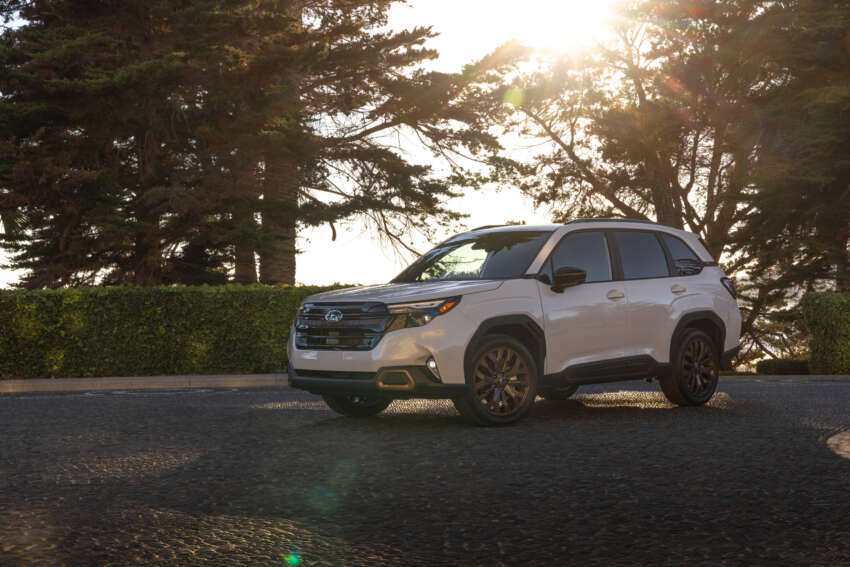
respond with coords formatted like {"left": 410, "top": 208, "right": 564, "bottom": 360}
{"left": 830, "top": 226, "right": 850, "bottom": 292}
{"left": 131, "top": 210, "right": 162, "bottom": 286}
{"left": 258, "top": 0, "right": 302, "bottom": 285}
{"left": 259, "top": 160, "right": 298, "bottom": 284}
{"left": 131, "top": 128, "right": 162, "bottom": 286}
{"left": 234, "top": 204, "right": 258, "bottom": 284}
{"left": 235, "top": 245, "right": 257, "bottom": 283}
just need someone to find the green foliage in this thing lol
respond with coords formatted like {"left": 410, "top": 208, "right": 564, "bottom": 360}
{"left": 0, "top": 285, "right": 345, "bottom": 379}
{"left": 755, "top": 359, "right": 810, "bottom": 376}
{"left": 0, "top": 0, "right": 504, "bottom": 288}
{"left": 736, "top": 0, "right": 850, "bottom": 294}
{"left": 479, "top": 0, "right": 850, "bottom": 362}
{"left": 801, "top": 292, "right": 850, "bottom": 374}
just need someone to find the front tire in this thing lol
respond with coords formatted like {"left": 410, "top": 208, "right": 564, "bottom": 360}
{"left": 322, "top": 394, "right": 392, "bottom": 417}
{"left": 453, "top": 334, "right": 538, "bottom": 426}
{"left": 660, "top": 329, "right": 719, "bottom": 406}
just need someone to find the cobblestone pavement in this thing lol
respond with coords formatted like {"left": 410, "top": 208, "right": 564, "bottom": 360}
{"left": 1, "top": 378, "right": 849, "bottom": 566}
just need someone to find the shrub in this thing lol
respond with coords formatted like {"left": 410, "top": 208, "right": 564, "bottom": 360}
{"left": 0, "top": 284, "right": 347, "bottom": 379}
{"left": 801, "top": 292, "right": 850, "bottom": 374}
{"left": 755, "top": 358, "right": 810, "bottom": 375}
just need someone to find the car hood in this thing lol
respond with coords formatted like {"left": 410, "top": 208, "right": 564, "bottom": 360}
{"left": 306, "top": 280, "right": 504, "bottom": 304}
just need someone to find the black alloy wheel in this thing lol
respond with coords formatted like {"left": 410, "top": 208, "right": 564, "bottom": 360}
{"left": 660, "top": 328, "right": 719, "bottom": 406}
{"left": 454, "top": 334, "right": 539, "bottom": 425}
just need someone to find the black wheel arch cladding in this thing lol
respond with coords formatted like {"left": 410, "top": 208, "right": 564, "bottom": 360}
{"left": 465, "top": 315, "right": 546, "bottom": 377}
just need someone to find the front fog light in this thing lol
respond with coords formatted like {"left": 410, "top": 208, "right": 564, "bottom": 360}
{"left": 426, "top": 357, "right": 442, "bottom": 382}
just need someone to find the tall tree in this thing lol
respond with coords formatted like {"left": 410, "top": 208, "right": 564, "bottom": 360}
{"left": 479, "top": 0, "right": 850, "bottom": 361}
{"left": 0, "top": 0, "right": 503, "bottom": 287}
{"left": 487, "top": 1, "right": 774, "bottom": 260}
{"left": 0, "top": 1, "right": 216, "bottom": 286}
{"left": 736, "top": 0, "right": 850, "bottom": 293}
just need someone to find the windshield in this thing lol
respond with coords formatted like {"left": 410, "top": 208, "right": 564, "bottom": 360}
{"left": 393, "top": 230, "right": 553, "bottom": 282}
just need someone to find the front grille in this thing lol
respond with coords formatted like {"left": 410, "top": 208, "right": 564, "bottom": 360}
{"left": 295, "top": 302, "right": 391, "bottom": 351}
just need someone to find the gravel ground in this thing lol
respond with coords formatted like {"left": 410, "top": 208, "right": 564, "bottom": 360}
{"left": 1, "top": 378, "right": 849, "bottom": 566}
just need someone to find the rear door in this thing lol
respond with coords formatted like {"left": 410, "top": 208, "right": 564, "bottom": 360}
{"left": 610, "top": 230, "right": 676, "bottom": 363}
{"left": 538, "top": 230, "right": 629, "bottom": 374}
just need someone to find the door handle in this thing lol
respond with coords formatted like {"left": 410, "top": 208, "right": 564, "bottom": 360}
{"left": 671, "top": 284, "right": 686, "bottom": 294}
{"left": 606, "top": 290, "right": 625, "bottom": 301}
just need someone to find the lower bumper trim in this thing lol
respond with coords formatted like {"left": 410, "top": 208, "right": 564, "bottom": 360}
{"left": 289, "top": 365, "right": 467, "bottom": 399}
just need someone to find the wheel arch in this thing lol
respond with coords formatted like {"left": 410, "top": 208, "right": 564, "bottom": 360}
{"left": 464, "top": 315, "right": 546, "bottom": 378}
{"left": 670, "top": 311, "right": 726, "bottom": 361}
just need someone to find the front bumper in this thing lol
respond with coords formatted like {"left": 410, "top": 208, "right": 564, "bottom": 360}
{"left": 287, "top": 306, "right": 471, "bottom": 385}
{"left": 289, "top": 365, "right": 467, "bottom": 399}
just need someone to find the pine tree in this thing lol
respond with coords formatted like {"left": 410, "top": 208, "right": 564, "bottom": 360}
{"left": 485, "top": 0, "right": 776, "bottom": 260}
{"left": 0, "top": 1, "right": 504, "bottom": 287}
{"left": 478, "top": 0, "right": 850, "bottom": 361}
{"left": 1, "top": 1, "right": 204, "bottom": 286}
{"left": 737, "top": 0, "right": 850, "bottom": 293}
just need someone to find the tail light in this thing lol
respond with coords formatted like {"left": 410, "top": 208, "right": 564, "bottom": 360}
{"left": 720, "top": 277, "right": 737, "bottom": 299}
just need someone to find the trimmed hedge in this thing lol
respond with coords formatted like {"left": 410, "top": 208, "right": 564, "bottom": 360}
{"left": 755, "top": 358, "right": 810, "bottom": 375}
{"left": 0, "top": 284, "right": 345, "bottom": 379}
{"left": 801, "top": 292, "right": 850, "bottom": 374}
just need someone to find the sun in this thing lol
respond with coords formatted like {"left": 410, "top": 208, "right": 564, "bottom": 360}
{"left": 389, "top": 0, "right": 619, "bottom": 73}
{"left": 476, "top": 0, "right": 618, "bottom": 52}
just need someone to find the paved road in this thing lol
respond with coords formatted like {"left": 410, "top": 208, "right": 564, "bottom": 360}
{"left": 1, "top": 379, "right": 849, "bottom": 567}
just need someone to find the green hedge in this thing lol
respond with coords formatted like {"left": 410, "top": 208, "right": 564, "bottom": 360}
{"left": 0, "top": 284, "right": 346, "bottom": 379}
{"left": 801, "top": 292, "right": 850, "bottom": 374}
{"left": 755, "top": 358, "right": 810, "bottom": 375}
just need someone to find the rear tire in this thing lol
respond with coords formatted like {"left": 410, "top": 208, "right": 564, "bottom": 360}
{"left": 322, "top": 394, "right": 392, "bottom": 417}
{"left": 660, "top": 328, "right": 719, "bottom": 406}
{"left": 453, "top": 334, "right": 538, "bottom": 426}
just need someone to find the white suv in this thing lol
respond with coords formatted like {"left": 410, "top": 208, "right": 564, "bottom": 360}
{"left": 288, "top": 219, "right": 741, "bottom": 425}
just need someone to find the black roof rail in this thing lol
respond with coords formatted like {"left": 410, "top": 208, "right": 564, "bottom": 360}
{"left": 469, "top": 224, "right": 506, "bottom": 231}
{"left": 564, "top": 218, "right": 668, "bottom": 227}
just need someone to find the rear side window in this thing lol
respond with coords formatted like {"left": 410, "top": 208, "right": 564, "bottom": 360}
{"left": 550, "top": 231, "right": 612, "bottom": 282}
{"left": 660, "top": 234, "right": 702, "bottom": 276}
{"left": 614, "top": 231, "right": 670, "bottom": 280}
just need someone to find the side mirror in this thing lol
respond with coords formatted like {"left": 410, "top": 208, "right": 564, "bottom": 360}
{"left": 552, "top": 266, "right": 586, "bottom": 293}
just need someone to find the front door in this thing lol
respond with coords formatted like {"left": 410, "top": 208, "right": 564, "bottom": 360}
{"left": 538, "top": 231, "right": 629, "bottom": 375}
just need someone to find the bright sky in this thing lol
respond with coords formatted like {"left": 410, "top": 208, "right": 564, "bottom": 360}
{"left": 298, "top": 0, "right": 617, "bottom": 286}
{"left": 0, "top": 0, "right": 616, "bottom": 288}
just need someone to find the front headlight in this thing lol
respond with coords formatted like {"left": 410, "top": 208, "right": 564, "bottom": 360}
{"left": 386, "top": 296, "right": 461, "bottom": 329}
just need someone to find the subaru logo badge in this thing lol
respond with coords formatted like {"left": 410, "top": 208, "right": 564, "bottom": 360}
{"left": 325, "top": 309, "right": 343, "bottom": 322}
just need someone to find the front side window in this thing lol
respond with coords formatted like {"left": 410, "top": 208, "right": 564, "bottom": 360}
{"left": 550, "top": 231, "right": 612, "bottom": 283}
{"left": 614, "top": 231, "right": 670, "bottom": 280}
{"left": 393, "top": 230, "right": 553, "bottom": 282}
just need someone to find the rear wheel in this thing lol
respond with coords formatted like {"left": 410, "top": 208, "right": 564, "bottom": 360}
{"left": 453, "top": 334, "right": 538, "bottom": 426}
{"left": 322, "top": 394, "right": 392, "bottom": 417}
{"left": 660, "top": 329, "right": 719, "bottom": 406}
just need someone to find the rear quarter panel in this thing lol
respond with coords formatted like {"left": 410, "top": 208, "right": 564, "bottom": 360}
{"left": 664, "top": 267, "right": 740, "bottom": 361}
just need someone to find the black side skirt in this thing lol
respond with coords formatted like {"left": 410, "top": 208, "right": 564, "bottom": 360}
{"left": 541, "top": 355, "right": 672, "bottom": 389}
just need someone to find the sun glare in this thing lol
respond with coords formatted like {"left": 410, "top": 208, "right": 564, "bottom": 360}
{"left": 476, "top": 0, "right": 618, "bottom": 52}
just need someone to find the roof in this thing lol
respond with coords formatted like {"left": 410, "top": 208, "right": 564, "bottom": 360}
{"left": 463, "top": 218, "right": 669, "bottom": 235}
{"left": 564, "top": 218, "right": 662, "bottom": 226}
{"left": 440, "top": 218, "right": 712, "bottom": 261}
